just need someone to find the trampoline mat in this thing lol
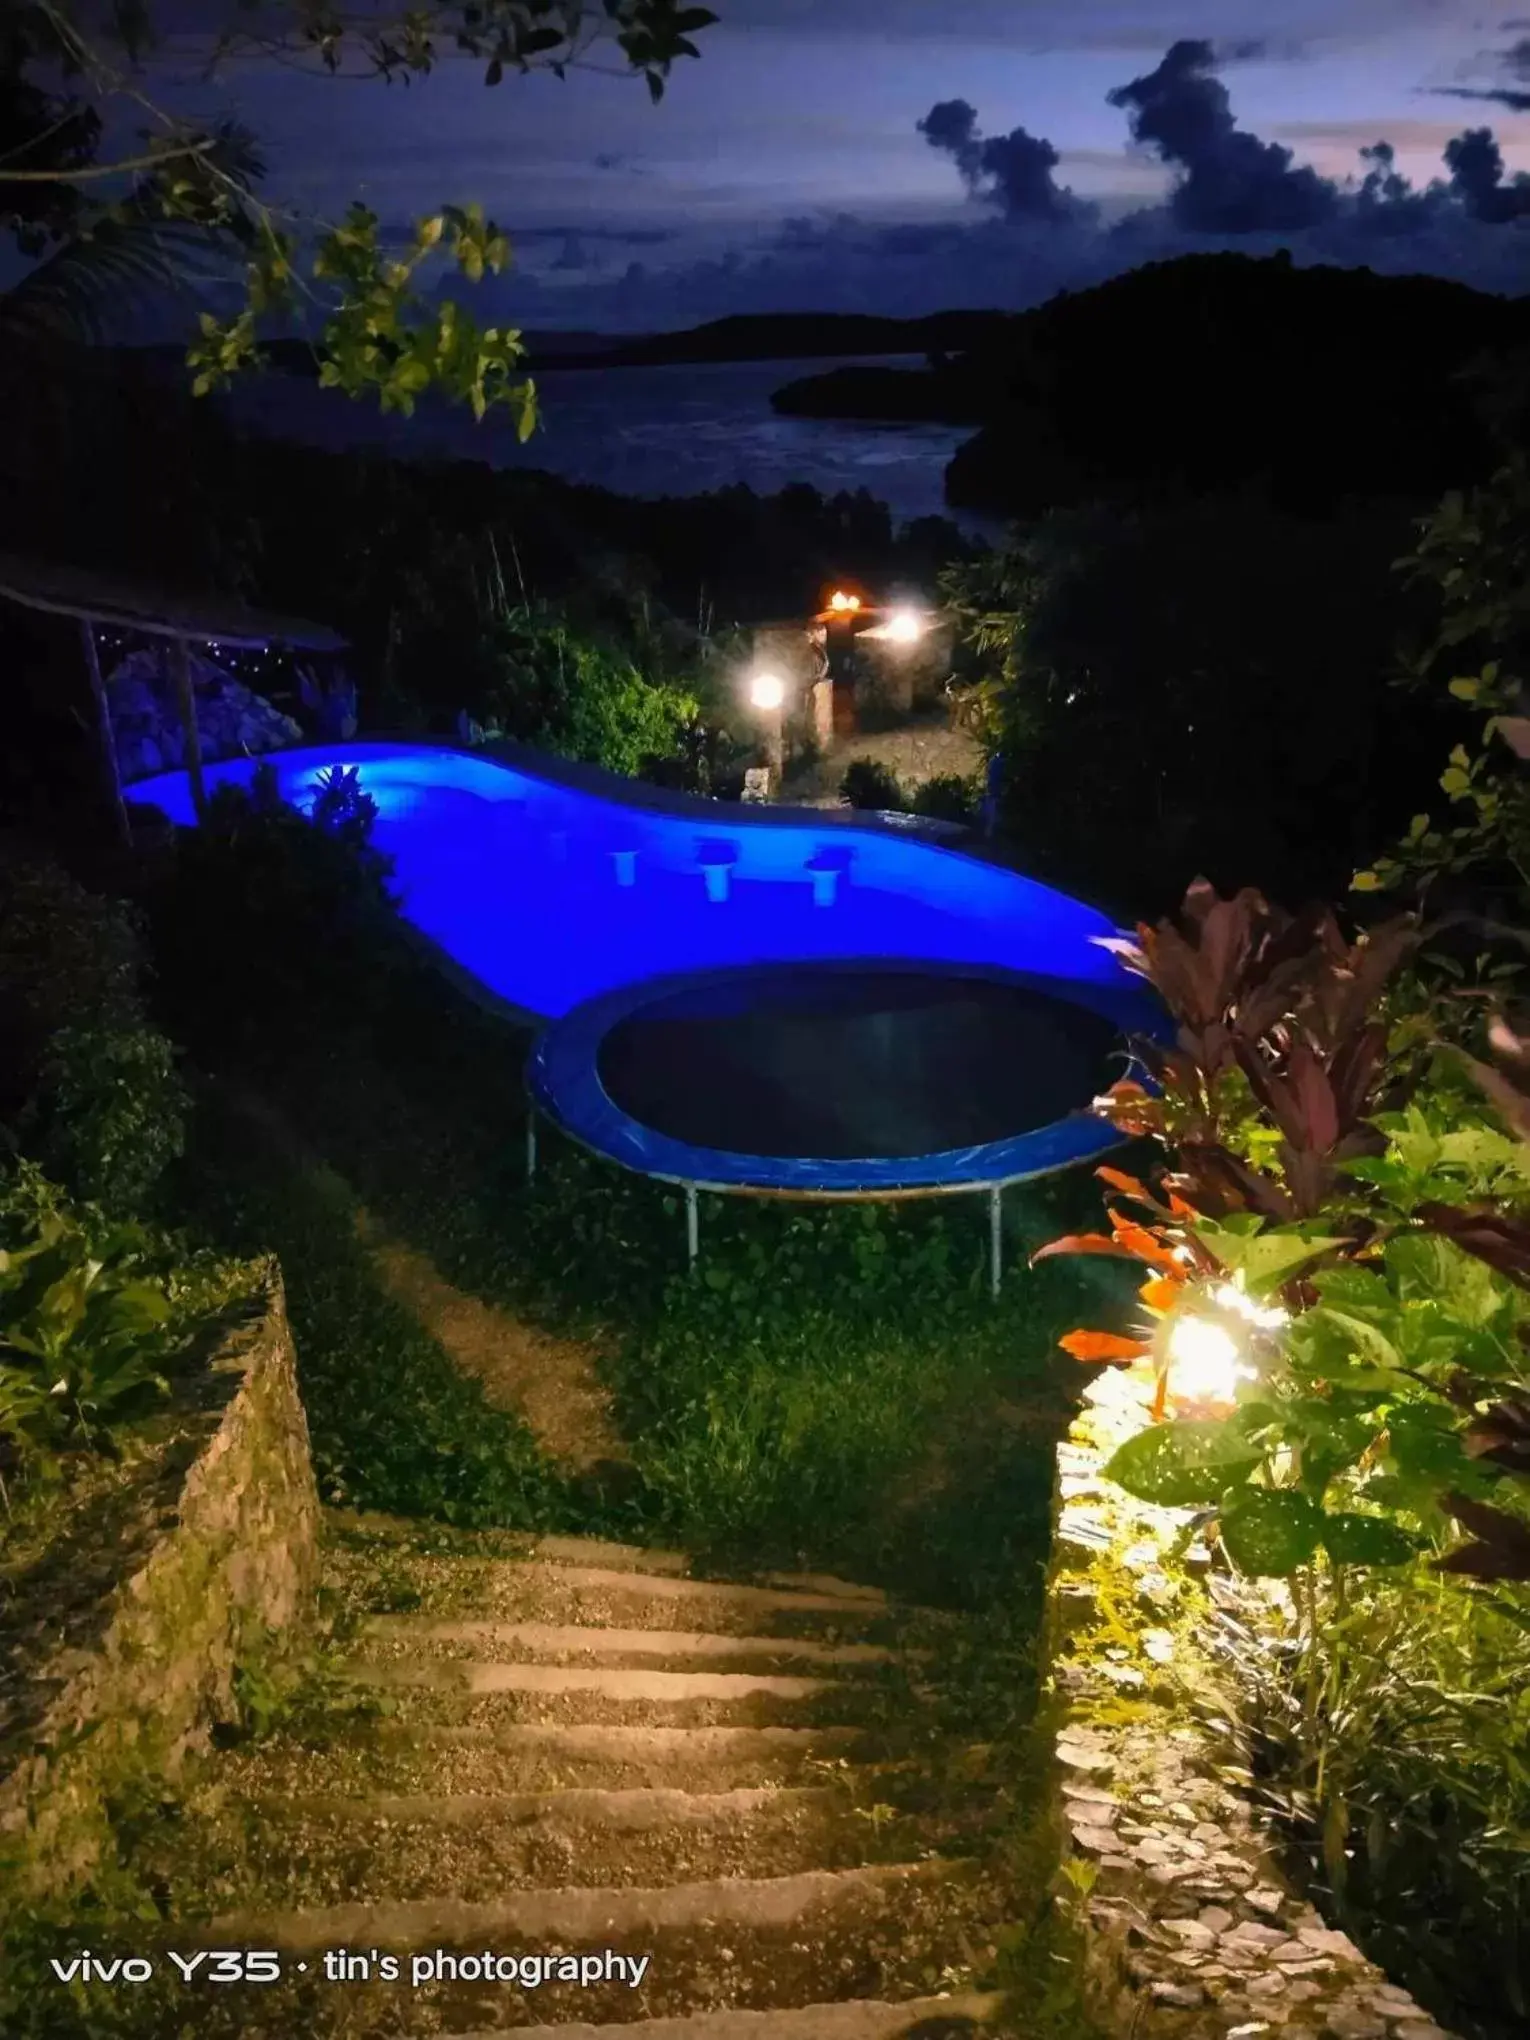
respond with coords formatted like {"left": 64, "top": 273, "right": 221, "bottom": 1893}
{"left": 594, "top": 968, "right": 1122, "bottom": 1161}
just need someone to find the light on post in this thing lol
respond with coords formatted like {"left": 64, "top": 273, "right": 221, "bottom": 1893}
{"left": 750, "top": 671, "right": 785, "bottom": 712}
{"left": 885, "top": 608, "right": 925, "bottom": 645}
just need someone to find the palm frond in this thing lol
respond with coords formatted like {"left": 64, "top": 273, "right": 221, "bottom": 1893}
{"left": 0, "top": 214, "right": 242, "bottom": 345}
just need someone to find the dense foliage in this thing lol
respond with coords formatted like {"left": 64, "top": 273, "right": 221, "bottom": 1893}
{"left": 1025, "top": 414, "right": 1530, "bottom": 2036}
{"left": 0, "top": 842, "right": 185, "bottom": 1215}
{"left": 940, "top": 492, "right": 1456, "bottom": 918}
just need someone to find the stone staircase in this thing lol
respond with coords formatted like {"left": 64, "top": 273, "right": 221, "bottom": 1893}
{"left": 138, "top": 1512, "right": 1038, "bottom": 2038}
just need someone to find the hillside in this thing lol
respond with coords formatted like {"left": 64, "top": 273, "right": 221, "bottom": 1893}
{"left": 770, "top": 253, "right": 1530, "bottom": 517}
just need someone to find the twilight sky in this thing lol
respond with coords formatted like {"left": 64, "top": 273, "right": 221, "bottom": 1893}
{"left": 137, "top": 0, "right": 1530, "bottom": 329}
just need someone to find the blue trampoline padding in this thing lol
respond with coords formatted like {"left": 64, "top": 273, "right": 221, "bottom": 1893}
{"left": 527, "top": 958, "right": 1166, "bottom": 1197}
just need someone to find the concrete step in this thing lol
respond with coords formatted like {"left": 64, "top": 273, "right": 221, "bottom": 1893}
{"left": 336, "top": 1654, "right": 895, "bottom": 1731}
{"left": 212, "top": 1858, "right": 999, "bottom": 2028}
{"left": 211, "top": 1721, "right": 876, "bottom": 1799}
{"left": 328, "top": 1512, "right": 898, "bottom": 1608}
{"left": 328, "top": 1548, "right": 911, "bottom": 1642}
{"left": 215, "top": 1857, "right": 981, "bottom": 1951}
{"left": 350, "top": 1659, "right": 841, "bottom": 1705}
{"left": 441, "top": 1992, "right": 1008, "bottom": 2038}
{"left": 355, "top": 1618, "right": 912, "bottom": 1671}
{"left": 219, "top": 1784, "right": 959, "bottom": 1902}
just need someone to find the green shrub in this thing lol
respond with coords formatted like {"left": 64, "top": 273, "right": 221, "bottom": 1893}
{"left": 840, "top": 756, "right": 905, "bottom": 810}
{"left": 38, "top": 1024, "right": 186, "bottom": 1218}
{"left": 473, "top": 605, "right": 699, "bottom": 778}
{"left": 911, "top": 772, "right": 980, "bottom": 824}
{"left": 148, "top": 769, "right": 403, "bottom": 1057}
{"left": 0, "top": 847, "right": 185, "bottom": 1218}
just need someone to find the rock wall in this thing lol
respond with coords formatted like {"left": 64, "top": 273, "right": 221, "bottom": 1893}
{"left": 1042, "top": 1362, "right": 1458, "bottom": 2040}
{"left": 106, "top": 645, "right": 303, "bottom": 782}
{"left": 0, "top": 1275, "right": 320, "bottom": 1898}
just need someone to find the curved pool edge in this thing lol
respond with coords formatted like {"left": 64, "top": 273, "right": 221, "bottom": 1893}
{"left": 527, "top": 957, "right": 1163, "bottom": 1199}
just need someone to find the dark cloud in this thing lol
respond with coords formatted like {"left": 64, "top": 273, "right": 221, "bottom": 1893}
{"left": 449, "top": 37, "right": 1530, "bottom": 334}
{"left": 1353, "top": 141, "right": 1452, "bottom": 235}
{"left": 1444, "top": 126, "right": 1530, "bottom": 221}
{"left": 1106, "top": 39, "right": 1339, "bottom": 231}
{"left": 916, "top": 97, "right": 1094, "bottom": 225}
{"left": 1434, "top": 32, "right": 1530, "bottom": 112}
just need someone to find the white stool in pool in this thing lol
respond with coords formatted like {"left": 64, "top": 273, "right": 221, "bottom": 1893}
{"left": 696, "top": 840, "right": 738, "bottom": 903}
{"left": 609, "top": 848, "right": 638, "bottom": 887}
{"left": 805, "top": 848, "right": 851, "bottom": 906}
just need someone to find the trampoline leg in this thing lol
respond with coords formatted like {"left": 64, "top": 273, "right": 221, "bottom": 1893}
{"left": 686, "top": 1185, "right": 699, "bottom": 1270}
{"left": 989, "top": 1185, "right": 1003, "bottom": 1303}
{"left": 525, "top": 1112, "right": 537, "bottom": 1186}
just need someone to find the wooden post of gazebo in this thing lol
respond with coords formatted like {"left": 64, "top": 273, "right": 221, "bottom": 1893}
{"left": 167, "top": 631, "right": 208, "bottom": 822}
{"left": 76, "top": 617, "right": 130, "bottom": 847}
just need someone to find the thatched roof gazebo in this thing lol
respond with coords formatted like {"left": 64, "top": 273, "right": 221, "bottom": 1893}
{"left": 0, "top": 553, "right": 347, "bottom": 843}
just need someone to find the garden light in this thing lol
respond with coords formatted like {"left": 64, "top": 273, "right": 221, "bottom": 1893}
{"left": 1164, "top": 1313, "right": 1254, "bottom": 1408}
{"left": 1162, "top": 1282, "right": 1286, "bottom": 1409}
{"left": 750, "top": 670, "right": 785, "bottom": 711}
{"left": 885, "top": 608, "right": 925, "bottom": 645}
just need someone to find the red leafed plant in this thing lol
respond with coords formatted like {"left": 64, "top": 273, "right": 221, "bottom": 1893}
{"left": 1091, "top": 878, "right": 1419, "bottom": 1224}
{"left": 1032, "top": 1162, "right": 1224, "bottom": 1418}
{"left": 1036, "top": 879, "right": 1419, "bottom": 1417}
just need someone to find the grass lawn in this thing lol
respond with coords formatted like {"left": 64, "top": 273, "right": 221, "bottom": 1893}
{"left": 170, "top": 934, "right": 1134, "bottom": 1620}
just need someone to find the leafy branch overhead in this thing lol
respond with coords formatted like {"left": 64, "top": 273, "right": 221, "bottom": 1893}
{"left": 0, "top": 2, "right": 718, "bottom": 412}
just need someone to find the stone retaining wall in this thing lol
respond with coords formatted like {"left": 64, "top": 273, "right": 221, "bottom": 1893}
{"left": 0, "top": 1275, "right": 320, "bottom": 1898}
{"left": 1042, "top": 1361, "right": 1458, "bottom": 2040}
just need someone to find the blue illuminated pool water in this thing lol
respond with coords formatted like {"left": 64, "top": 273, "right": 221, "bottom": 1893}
{"left": 133, "top": 741, "right": 1162, "bottom": 1196}
{"left": 131, "top": 741, "right": 1144, "bottom": 1024}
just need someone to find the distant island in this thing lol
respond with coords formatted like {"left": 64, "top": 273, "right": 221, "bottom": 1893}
{"left": 520, "top": 310, "right": 1015, "bottom": 371}
{"left": 768, "top": 253, "right": 1530, "bottom": 518}
{"left": 201, "top": 311, "right": 1016, "bottom": 381}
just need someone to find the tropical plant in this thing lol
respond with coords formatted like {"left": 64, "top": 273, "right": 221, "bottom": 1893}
{"left": 310, "top": 763, "right": 381, "bottom": 851}
{"left": 1034, "top": 878, "right": 1530, "bottom": 1583}
{"left": 0, "top": 1166, "right": 173, "bottom": 1456}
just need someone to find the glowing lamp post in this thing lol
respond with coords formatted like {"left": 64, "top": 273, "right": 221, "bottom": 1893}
{"left": 884, "top": 607, "right": 925, "bottom": 646}
{"left": 750, "top": 669, "right": 786, "bottom": 789}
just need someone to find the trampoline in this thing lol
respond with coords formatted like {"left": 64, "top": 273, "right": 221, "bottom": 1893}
{"left": 526, "top": 958, "right": 1160, "bottom": 1296}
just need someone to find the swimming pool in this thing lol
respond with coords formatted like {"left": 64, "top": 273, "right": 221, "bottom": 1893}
{"left": 132, "top": 741, "right": 1161, "bottom": 1274}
